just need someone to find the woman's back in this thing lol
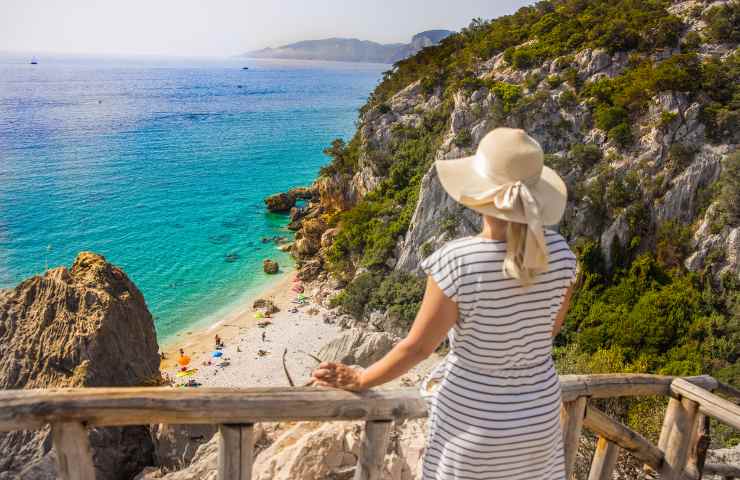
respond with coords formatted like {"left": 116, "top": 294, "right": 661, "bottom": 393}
{"left": 419, "top": 230, "right": 576, "bottom": 480}
{"left": 422, "top": 229, "right": 576, "bottom": 370}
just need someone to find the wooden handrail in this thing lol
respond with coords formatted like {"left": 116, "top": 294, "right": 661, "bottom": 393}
{"left": 0, "top": 374, "right": 735, "bottom": 480}
{"left": 0, "top": 374, "right": 717, "bottom": 431}
{"left": 0, "top": 386, "right": 427, "bottom": 431}
{"left": 671, "top": 378, "right": 740, "bottom": 430}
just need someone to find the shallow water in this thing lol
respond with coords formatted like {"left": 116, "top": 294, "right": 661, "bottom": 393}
{"left": 0, "top": 54, "right": 383, "bottom": 341}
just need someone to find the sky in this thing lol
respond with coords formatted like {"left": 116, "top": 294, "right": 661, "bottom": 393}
{"left": 1, "top": 0, "right": 536, "bottom": 57}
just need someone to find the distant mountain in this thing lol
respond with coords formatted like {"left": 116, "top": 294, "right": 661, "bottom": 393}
{"left": 244, "top": 30, "right": 454, "bottom": 64}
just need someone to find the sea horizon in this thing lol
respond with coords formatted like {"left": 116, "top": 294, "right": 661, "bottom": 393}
{"left": 0, "top": 53, "right": 385, "bottom": 342}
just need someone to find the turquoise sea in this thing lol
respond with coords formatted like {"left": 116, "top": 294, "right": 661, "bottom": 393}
{"left": 0, "top": 54, "right": 384, "bottom": 342}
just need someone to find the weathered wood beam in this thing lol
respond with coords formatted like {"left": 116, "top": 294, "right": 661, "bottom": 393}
{"left": 582, "top": 404, "right": 664, "bottom": 471}
{"left": 684, "top": 414, "right": 710, "bottom": 480}
{"left": 51, "top": 422, "right": 96, "bottom": 480}
{"left": 671, "top": 378, "right": 740, "bottom": 430}
{"left": 0, "top": 387, "right": 428, "bottom": 431}
{"left": 354, "top": 420, "right": 393, "bottom": 480}
{"left": 588, "top": 436, "right": 620, "bottom": 480}
{"left": 561, "top": 396, "right": 587, "bottom": 479}
{"left": 0, "top": 375, "right": 723, "bottom": 432}
{"left": 658, "top": 396, "right": 699, "bottom": 480}
{"left": 219, "top": 424, "right": 254, "bottom": 480}
{"left": 560, "top": 374, "right": 717, "bottom": 402}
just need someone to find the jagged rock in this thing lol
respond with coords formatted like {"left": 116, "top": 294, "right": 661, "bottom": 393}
{"left": 0, "top": 252, "right": 160, "bottom": 480}
{"left": 655, "top": 146, "right": 723, "bottom": 224}
{"left": 316, "top": 174, "right": 356, "bottom": 212}
{"left": 321, "top": 228, "right": 340, "bottom": 249}
{"left": 264, "top": 192, "right": 296, "bottom": 212}
{"left": 396, "top": 164, "right": 480, "bottom": 273}
{"left": 316, "top": 328, "right": 398, "bottom": 367}
{"left": 600, "top": 214, "right": 632, "bottom": 268}
{"left": 263, "top": 259, "right": 279, "bottom": 274}
{"left": 288, "top": 186, "right": 316, "bottom": 200}
{"left": 705, "top": 445, "right": 740, "bottom": 480}
{"left": 253, "top": 422, "right": 361, "bottom": 480}
{"left": 151, "top": 424, "right": 217, "bottom": 471}
{"left": 253, "top": 298, "right": 280, "bottom": 314}
{"left": 297, "top": 260, "right": 323, "bottom": 281}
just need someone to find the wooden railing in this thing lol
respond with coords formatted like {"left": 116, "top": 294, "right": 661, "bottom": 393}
{"left": 0, "top": 374, "right": 738, "bottom": 480}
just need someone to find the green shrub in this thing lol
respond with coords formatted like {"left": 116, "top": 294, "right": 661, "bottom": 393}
{"left": 595, "top": 105, "right": 629, "bottom": 131}
{"left": 655, "top": 220, "right": 693, "bottom": 268}
{"left": 652, "top": 53, "right": 702, "bottom": 93}
{"left": 332, "top": 271, "right": 425, "bottom": 329}
{"left": 489, "top": 81, "right": 522, "bottom": 112}
{"left": 667, "top": 143, "right": 697, "bottom": 175}
{"left": 453, "top": 129, "right": 472, "bottom": 147}
{"left": 546, "top": 74, "right": 563, "bottom": 89}
{"left": 703, "top": 3, "right": 740, "bottom": 44}
{"left": 658, "top": 111, "right": 678, "bottom": 128}
{"left": 608, "top": 123, "right": 633, "bottom": 147}
{"left": 570, "top": 143, "right": 602, "bottom": 169}
{"left": 557, "top": 88, "right": 578, "bottom": 107}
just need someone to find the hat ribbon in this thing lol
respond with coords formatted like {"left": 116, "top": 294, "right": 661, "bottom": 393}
{"left": 460, "top": 178, "right": 548, "bottom": 270}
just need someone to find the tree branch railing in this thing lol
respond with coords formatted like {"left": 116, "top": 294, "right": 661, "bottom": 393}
{"left": 0, "top": 374, "right": 737, "bottom": 480}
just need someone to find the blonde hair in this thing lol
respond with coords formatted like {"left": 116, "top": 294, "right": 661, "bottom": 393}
{"left": 502, "top": 222, "right": 543, "bottom": 286}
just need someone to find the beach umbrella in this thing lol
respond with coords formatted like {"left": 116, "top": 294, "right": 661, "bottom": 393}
{"left": 212, "top": 351, "right": 223, "bottom": 358}
{"left": 177, "top": 355, "right": 191, "bottom": 367}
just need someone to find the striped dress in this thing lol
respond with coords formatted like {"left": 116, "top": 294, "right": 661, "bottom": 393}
{"left": 419, "top": 230, "right": 577, "bottom": 480}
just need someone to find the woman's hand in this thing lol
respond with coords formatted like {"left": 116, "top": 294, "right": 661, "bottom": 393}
{"left": 310, "top": 362, "right": 366, "bottom": 392}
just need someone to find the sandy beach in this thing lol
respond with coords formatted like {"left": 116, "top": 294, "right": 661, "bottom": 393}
{"left": 160, "top": 270, "right": 343, "bottom": 387}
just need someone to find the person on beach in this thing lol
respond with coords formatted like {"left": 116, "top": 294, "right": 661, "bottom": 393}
{"left": 311, "top": 128, "right": 576, "bottom": 479}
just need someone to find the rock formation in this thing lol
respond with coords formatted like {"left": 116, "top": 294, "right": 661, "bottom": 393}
{"left": 316, "top": 329, "right": 398, "bottom": 367}
{"left": 264, "top": 192, "right": 296, "bottom": 212}
{"left": 0, "top": 252, "right": 161, "bottom": 480}
{"left": 263, "top": 259, "right": 279, "bottom": 274}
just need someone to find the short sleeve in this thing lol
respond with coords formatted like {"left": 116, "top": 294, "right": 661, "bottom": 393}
{"left": 420, "top": 244, "right": 459, "bottom": 301}
{"left": 563, "top": 248, "right": 578, "bottom": 288}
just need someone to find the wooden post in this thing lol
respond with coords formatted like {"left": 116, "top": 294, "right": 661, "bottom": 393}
{"left": 658, "top": 396, "right": 699, "bottom": 480}
{"left": 561, "top": 396, "right": 587, "bottom": 479}
{"left": 51, "top": 422, "right": 96, "bottom": 480}
{"left": 354, "top": 420, "right": 392, "bottom": 480}
{"left": 588, "top": 436, "right": 620, "bottom": 480}
{"left": 219, "top": 424, "right": 255, "bottom": 480}
{"left": 685, "top": 414, "right": 710, "bottom": 480}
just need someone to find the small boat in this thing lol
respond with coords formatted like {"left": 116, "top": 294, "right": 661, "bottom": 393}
{"left": 30, "top": 58, "right": 38, "bottom": 65}
{"left": 241, "top": 67, "right": 249, "bottom": 70}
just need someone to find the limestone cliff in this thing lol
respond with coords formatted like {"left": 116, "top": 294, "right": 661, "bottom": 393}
{"left": 0, "top": 252, "right": 161, "bottom": 480}
{"left": 289, "top": 0, "right": 739, "bottom": 287}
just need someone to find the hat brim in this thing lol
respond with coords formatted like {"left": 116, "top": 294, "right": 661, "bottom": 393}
{"left": 435, "top": 155, "right": 567, "bottom": 226}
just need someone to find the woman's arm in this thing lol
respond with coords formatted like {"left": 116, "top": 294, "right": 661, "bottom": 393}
{"left": 311, "top": 276, "right": 458, "bottom": 391}
{"left": 551, "top": 285, "right": 574, "bottom": 337}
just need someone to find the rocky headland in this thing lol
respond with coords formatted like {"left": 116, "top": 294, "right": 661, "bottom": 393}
{"left": 0, "top": 252, "right": 161, "bottom": 479}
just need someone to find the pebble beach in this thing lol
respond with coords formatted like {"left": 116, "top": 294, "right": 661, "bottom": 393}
{"left": 161, "top": 271, "right": 342, "bottom": 387}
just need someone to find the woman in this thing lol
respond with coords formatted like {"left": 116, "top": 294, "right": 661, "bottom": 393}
{"left": 312, "top": 128, "right": 577, "bottom": 480}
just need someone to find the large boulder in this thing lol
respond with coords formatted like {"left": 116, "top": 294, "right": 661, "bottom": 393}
{"left": 288, "top": 186, "right": 316, "bottom": 200}
{"left": 316, "top": 329, "right": 398, "bottom": 368}
{"left": 264, "top": 192, "right": 296, "bottom": 212}
{"left": 253, "top": 298, "right": 279, "bottom": 315}
{"left": 263, "top": 259, "right": 279, "bottom": 274}
{"left": 0, "top": 252, "right": 161, "bottom": 480}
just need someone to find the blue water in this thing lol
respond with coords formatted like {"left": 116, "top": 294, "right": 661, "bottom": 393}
{"left": 0, "top": 54, "right": 383, "bottom": 341}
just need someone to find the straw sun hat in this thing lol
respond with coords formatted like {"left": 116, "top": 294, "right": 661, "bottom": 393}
{"left": 435, "top": 127, "right": 567, "bottom": 270}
